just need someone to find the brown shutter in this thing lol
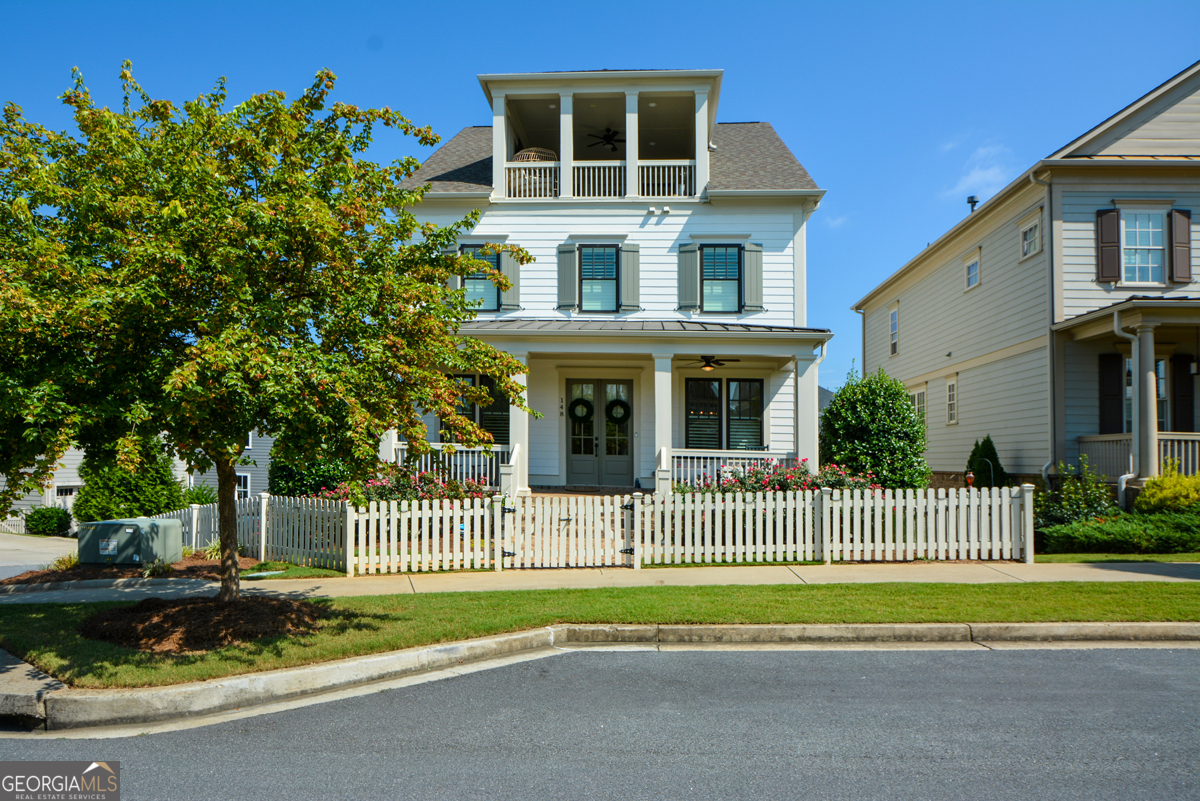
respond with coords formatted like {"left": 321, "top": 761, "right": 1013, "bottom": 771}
{"left": 1096, "top": 209, "right": 1120, "bottom": 283}
{"left": 1172, "top": 355, "right": 1194, "bottom": 433}
{"left": 1171, "top": 209, "right": 1192, "bottom": 283}
{"left": 1098, "top": 353, "right": 1124, "bottom": 435}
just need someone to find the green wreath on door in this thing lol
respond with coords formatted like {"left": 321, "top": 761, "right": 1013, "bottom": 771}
{"left": 605, "top": 398, "right": 632, "bottom": 424}
{"left": 568, "top": 398, "right": 594, "bottom": 423}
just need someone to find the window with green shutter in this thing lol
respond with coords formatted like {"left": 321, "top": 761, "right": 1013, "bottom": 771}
{"left": 700, "top": 245, "right": 741, "bottom": 312}
{"left": 459, "top": 246, "right": 500, "bottom": 311}
{"left": 580, "top": 245, "right": 619, "bottom": 313}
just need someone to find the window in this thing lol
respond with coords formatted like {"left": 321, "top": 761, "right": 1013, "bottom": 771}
{"left": 1122, "top": 211, "right": 1166, "bottom": 284}
{"left": 1021, "top": 220, "right": 1040, "bottom": 259}
{"left": 684, "top": 378, "right": 764, "bottom": 450}
{"left": 460, "top": 246, "right": 501, "bottom": 312}
{"left": 442, "top": 373, "right": 510, "bottom": 445}
{"left": 946, "top": 377, "right": 958, "bottom": 425}
{"left": 727, "top": 379, "right": 764, "bottom": 450}
{"left": 235, "top": 474, "right": 250, "bottom": 499}
{"left": 246, "top": 431, "right": 253, "bottom": 449}
{"left": 1124, "top": 357, "right": 1169, "bottom": 433}
{"left": 579, "top": 245, "right": 619, "bottom": 312}
{"left": 908, "top": 389, "right": 926, "bottom": 422}
{"left": 700, "top": 245, "right": 741, "bottom": 312}
{"left": 889, "top": 305, "right": 899, "bottom": 356}
{"left": 965, "top": 258, "right": 980, "bottom": 290}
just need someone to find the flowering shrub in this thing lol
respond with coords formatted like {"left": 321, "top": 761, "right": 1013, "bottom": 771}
{"left": 315, "top": 466, "right": 491, "bottom": 505}
{"left": 675, "top": 458, "right": 882, "bottom": 495}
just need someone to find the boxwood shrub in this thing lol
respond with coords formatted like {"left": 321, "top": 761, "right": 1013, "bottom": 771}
{"left": 25, "top": 507, "right": 73, "bottom": 537}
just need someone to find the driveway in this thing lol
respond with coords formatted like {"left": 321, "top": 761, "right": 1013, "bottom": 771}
{"left": 0, "top": 531, "right": 76, "bottom": 580}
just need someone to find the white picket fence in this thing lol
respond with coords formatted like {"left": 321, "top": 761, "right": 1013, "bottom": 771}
{"left": 0, "top": 516, "right": 26, "bottom": 535}
{"left": 348, "top": 485, "right": 1035, "bottom": 575}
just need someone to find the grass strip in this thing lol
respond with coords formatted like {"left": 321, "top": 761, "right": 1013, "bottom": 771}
{"left": 1035, "top": 552, "right": 1200, "bottom": 563}
{"left": 1, "top": 581, "right": 1196, "bottom": 690}
{"left": 242, "top": 561, "right": 345, "bottom": 580}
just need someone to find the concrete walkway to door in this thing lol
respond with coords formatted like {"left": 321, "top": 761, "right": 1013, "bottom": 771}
{"left": 2, "top": 559, "right": 1197, "bottom": 605}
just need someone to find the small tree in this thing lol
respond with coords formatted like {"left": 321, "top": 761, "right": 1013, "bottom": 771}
{"left": 72, "top": 439, "right": 185, "bottom": 523}
{"left": 965, "top": 435, "right": 1010, "bottom": 488}
{"left": 819, "top": 368, "right": 929, "bottom": 488}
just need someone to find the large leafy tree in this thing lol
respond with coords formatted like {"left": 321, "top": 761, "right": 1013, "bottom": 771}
{"left": 819, "top": 368, "right": 929, "bottom": 488}
{"left": 0, "top": 64, "right": 531, "bottom": 600}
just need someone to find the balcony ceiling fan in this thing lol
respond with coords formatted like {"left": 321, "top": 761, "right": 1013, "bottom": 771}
{"left": 685, "top": 355, "right": 742, "bottom": 372}
{"left": 587, "top": 127, "right": 626, "bottom": 152}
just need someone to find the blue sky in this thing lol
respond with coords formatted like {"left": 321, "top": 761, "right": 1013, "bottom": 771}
{"left": 4, "top": 0, "right": 1197, "bottom": 387}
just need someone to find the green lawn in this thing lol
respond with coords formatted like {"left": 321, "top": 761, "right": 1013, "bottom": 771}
{"left": 1036, "top": 553, "right": 1200, "bottom": 563}
{"left": 243, "top": 561, "right": 345, "bottom": 580}
{"left": 1, "top": 582, "right": 1197, "bottom": 689}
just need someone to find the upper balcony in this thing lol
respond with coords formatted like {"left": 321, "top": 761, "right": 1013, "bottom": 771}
{"left": 480, "top": 70, "right": 721, "bottom": 202}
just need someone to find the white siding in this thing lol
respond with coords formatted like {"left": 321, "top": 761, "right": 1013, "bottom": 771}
{"left": 768, "top": 367, "right": 795, "bottom": 452}
{"left": 526, "top": 362, "right": 559, "bottom": 481}
{"left": 1060, "top": 188, "right": 1200, "bottom": 319}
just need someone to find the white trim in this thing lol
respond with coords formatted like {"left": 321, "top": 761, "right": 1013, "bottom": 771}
{"left": 689, "top": 233, "right": 752, "bottom": 241}
{"left": 888, "top": 303, "right": 899, "bottom": 357}
{"left": 456, "top": 233, "right": 510, "bottom": 242}
{"left": 946, "top": 374, "right": 958, "bottom": 426}
{"left": 963, "top": 249, "right": 981, "bottom": 292}
{"left": 1117, "top": 204, "right": 1172, "bottom": 286}
{"left": 566, "top": 233, "right": 629, "bottom": 241}
{"left": 235, "top": 473, "right": 251, "bottom": 499}
{"left": 1018, "top": 209, "right": 1042, "bottom": 262}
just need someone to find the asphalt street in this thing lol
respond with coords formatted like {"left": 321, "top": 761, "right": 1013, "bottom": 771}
{"left": 0, "top": 531, "right": 76, "bottom": 580}
{"left": 5, "top": 648, "right": 1197, "bottom": 800}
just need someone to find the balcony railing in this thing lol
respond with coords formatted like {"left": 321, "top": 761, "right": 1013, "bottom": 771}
{"left": 573, "top": 162, "right": 626, "bottom": 198}
{"left": 395, "top": 443, "right": 511, "bottom": 488}
{"left": 505, "top": 163, "right": 559, "bottom": 199}
{"left": 1078, "top": 432, "right": 1200, "bottom": 478}
{"left": 639, "top": 160, "right": 696, "bottom": 197}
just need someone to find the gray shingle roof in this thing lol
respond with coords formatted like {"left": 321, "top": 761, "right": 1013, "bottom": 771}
{"left": 459, "top": 319, "right": 831, "bottom": 335}
{"left": 402, "top": 123, "right": 818, "bottom": 194}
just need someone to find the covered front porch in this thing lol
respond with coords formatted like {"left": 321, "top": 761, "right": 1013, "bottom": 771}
{"left": 1055, "top": 298, "right": 1200, "bottom": 482}
{"left": 384, "top": 320, "right": 831, "bottom": 495}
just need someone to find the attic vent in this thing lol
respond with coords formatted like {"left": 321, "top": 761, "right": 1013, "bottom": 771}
{"left": 512, "top": 147, "right": 558, "bottom": 162}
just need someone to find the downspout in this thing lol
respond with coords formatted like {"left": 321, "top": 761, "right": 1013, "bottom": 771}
{"left": 1031, "top": 171, "right": 1056, "bottom": 483}
{"left": 1113, "top": 310, "right": 1140, "bottom": 507}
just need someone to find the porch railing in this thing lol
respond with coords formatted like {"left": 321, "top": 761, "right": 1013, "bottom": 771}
{"left": 667, "top": 448, "right": 794, "bottom": 488}
{"left": 1078, "top": 432, "right": 1200, "bottom": 477}
{"left": 395, "top": 443, "right": 511, "bottom": 488}
{"left": 505, "top": 163, "right": 559, "bottom": 198}
{"left": 639, "top": 160, "right": 696, "bottom": 197}
{"left": 573, "top": 162, "right": 625, "bottom": 198}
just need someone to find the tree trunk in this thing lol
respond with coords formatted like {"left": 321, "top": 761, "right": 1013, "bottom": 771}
{"left": 215, "top": 457, "right": 241, "bottom": 602}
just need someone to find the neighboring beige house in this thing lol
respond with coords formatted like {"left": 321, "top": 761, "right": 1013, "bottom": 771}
{"left": 393, "top": 68, "right": 833, "bottom": 494}
{"left": 854, "top": 59, "right": 1200, "bottom": 499}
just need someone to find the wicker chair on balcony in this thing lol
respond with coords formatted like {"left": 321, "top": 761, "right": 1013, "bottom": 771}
{"left": 510, "top": 148, "right": 558, "bottom": 198}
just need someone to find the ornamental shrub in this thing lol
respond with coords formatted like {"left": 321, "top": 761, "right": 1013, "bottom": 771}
{"left": 1034, "top": 456, "right": 1118, "bottom": 529}
{"left": 315, "top": 465, "right": 491, "bottom": 505}
{"left": 1041, "top": 510, "right": 1200, "bottom": 554}
{"left": 25, "top": 506, "right": 72, "bottom": 537}
{"left": 965, "top": 435, "right": 1010, "bottom": 488}
{"left": 675, "top": 459, "right": 880, "bottom": 495}
{"left": 268, "top": 458, "right": 354, "bottom": 498}
{"left": 182, "top": 484, "right": 218, "bottom": 506}
{"left": 72, "top": 440, "right": 185, "bottom": 523}
{"left": 1134, "top": 460, "right": 1200, "bottom": 513}
{"left": 819, "top": 368, "right": 929, "bottom": 488}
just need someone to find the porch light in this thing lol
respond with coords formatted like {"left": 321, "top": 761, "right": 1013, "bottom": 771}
{"left": 648, "top": 102, "right": 657, "bottom": 107}
{"left": 701, "top": 363, "right": 715, "bottom": 372}
{"left": 549, "top": 103, "right": 556, "bottom": 109}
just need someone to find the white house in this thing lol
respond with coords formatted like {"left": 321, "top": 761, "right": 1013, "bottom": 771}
{"left": 391, "top": 68, "right": 832, "bottom": 494}
{"left": 853, "top": 59, "right": 1200, "bottom": 497}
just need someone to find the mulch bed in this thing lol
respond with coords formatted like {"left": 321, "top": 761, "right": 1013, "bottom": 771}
{"left": 80, "top": 595, "right": 328, "bottom": 654}
{"left": 0, "top": 553, "right": 261, "bottom": 586}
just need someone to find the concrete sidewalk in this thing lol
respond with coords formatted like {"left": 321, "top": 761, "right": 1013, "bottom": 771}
{"left": 1, "top": 559, "right": 1197, "bottom": 604}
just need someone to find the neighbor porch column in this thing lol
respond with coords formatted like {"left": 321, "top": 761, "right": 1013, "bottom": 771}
{"left": 694, "top": 90, "right": 710, "bottom": 196}
{"left": 559, "top": 93, "right": 573, "bottom": 199}
{"left": 510, "top": 351, "right": 530, "bottom": 494}
{"left": 625, "top": 91, "right": 639, "bottom": 199}
{"left": 1138, "top": 324, "right": 1159, "bottom": 477}
{"left": 491, "top": 93, "right": 506, "bottom": 201}
{"left": 654, "top": 356, "right": 673, "bottom": 494}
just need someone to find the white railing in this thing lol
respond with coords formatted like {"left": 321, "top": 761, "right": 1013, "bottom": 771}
{"left": 395, "top": 443, "right": 510, "bottom": 488}
{"left": 574, "top": 162, "right": 626, "bottom": 198}
{"left": 348, "top": 486, "right": 1036, "bottom": 574}
{"left": 0, "top": 516, "right": 26, "bottom": 535}
{"left": 1159, "top": 433, "right": 1200, "bottom": 474}
{"left": 669, "top": 448, "right": 794, "bottom": 488}
{"left": 1078, "top": 434, "right": 1134, "bottom": 479}
{"left": 505, "top": 163, "right": 559, "bottom": 198}
{"left": 639, "top": 160, "right": 696, "bottom": 197}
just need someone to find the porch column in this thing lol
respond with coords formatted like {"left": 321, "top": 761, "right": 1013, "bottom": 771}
{"left": 624, "top": 91, "right": 639, "bottom": 199}
{"left": 1138, "top": 325, "right": 1159, "bottom": 477}
{"left": 654, "top": 356, "right": 673, "bottom": 494}
{"left": 694, "top": 90, "right": 710, "bottom": 196}
{"left": 559, "top": 94, "right": 573, "bottom": 199}
{"left": 510, "top": 352, "right": 530, "bottom": 494}
{"left": 491, "top": 93, "right": 506, "bottom": 200}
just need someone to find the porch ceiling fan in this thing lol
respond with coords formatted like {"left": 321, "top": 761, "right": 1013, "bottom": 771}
{"left": 685, "top": 355, "right": 741, "bottom": 372}
{"left": 587, "top": 127, "right": 626, "bottom": 152}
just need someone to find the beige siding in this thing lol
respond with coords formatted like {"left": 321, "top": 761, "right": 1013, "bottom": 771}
{"left": 1060, "top": 186, "right": 1200, "bottom": 319}
{"left": 1085, "top": 74, "right": 1200, "bottom": 157}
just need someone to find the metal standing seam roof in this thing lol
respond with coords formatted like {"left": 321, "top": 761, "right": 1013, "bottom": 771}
{"left": 400, "top": 123, "right": 818, "bottom": 194}
{"left": 458, "top": 319, "right": 831, "bottom": 335}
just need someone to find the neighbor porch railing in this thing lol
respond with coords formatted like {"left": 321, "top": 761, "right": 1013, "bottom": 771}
{"left": 1077, "top": 432, "right": 1200, "bottom": 477}
{"left": 639, "top": 160, "right": 696, "bottom": 197}
{"left": 394, "top": 443, "right": 510, "bottom": 488}
{"left": 665, "top": 447, "right": 793, "bottom": 489}
{"left": 504, "top": 162, "right": 559, "bottom": 198}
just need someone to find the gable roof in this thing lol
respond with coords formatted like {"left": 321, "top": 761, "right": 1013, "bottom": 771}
{"left": 400, "top": 122, "right": 819, "bottom": 195}
{"left": 1049, "top": 58, "right": 1200, "bottom": 158}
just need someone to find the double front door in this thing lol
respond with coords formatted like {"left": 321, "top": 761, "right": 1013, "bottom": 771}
{"left": 566, "top": 380, "right": 634, "bottom": 487}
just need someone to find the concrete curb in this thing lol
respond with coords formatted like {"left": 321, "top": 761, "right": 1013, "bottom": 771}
{"left": 9, "top": 621, "right": 1200, "bottom": 731}
{"left": 0, "top": 577, "right": 214, "bottom": 596}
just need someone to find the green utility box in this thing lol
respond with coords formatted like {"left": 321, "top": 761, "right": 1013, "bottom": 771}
{"left": 77, "top": 518, "right": 183, "bottom": 566}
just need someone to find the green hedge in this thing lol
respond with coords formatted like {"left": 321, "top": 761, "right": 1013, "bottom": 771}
{"left": 25, "top": 507, "right": 72, "bottom": 537}
{"left": 1041, "top": 510, "right": 1200, "bottom": 554}
{"left": 72, "top": 442, "right": 185, "bottom": 523}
